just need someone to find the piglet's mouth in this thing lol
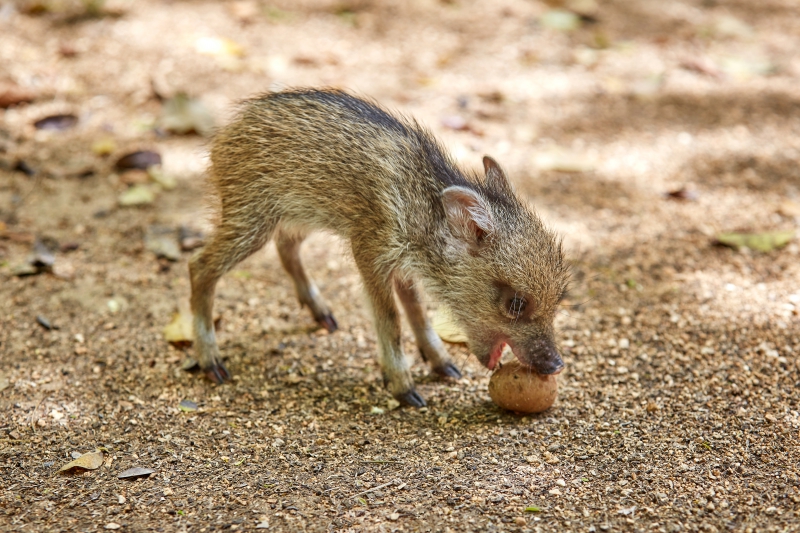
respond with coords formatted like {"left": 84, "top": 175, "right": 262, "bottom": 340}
{"left": 486, "top": 342, "right": 506, "bottom": 370}
{"left": 485, "top": 341, "right": 564, "bottom": 375}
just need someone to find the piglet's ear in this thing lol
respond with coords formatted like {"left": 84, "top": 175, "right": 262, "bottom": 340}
{"left": 483, "top": 155, "right": 513, "bottom": 194}
{"left": 442, "top": 186, "right": 494, "bottom": 250}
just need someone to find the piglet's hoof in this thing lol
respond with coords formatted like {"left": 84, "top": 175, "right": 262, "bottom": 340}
{"left": 394, "top": 388, "right": 427, "bottom": 408}
{"left": 205, "top": 362, "right": 231, "bottom": 384}
{"left": 434, "top": 362, "right": 463, "bottom": 380}
{"left": 315, "top": 312, "right": 339, "bottom": 333}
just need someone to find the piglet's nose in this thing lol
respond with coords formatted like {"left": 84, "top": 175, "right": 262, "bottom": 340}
{"left": 524, "top": 339, "right": 564, "bottom": 375}
{"left": 535, "top": 356, "right": 564, "bottom": 375}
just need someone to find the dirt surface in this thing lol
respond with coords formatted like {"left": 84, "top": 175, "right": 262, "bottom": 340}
{"left": 2, "top": 1, "right": 800, "bottom": 532}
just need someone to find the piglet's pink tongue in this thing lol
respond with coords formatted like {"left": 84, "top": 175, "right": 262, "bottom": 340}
{"left": 487, "top": 343, "right": 506, "bottom": 370}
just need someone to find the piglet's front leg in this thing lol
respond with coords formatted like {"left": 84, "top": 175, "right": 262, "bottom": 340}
{"left": 352, "top": 246, "right": 425, "bottom": 407}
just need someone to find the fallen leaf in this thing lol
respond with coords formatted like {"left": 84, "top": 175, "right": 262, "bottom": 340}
{"left": 91, "top": 138, "right": 117, "bottom": 156}
{"left": 119, "top": 169, "right": 150, "bottom": 186}
{"left": 0, "top": 82, "right": 36, "bottom": 108}
{"left": 160, "top": 93, "right": 215, "bottom": 136}
{"left": 60, "top": 242, "right": 80, "bottom": 253}
{"left": 118, "top": 185, "right": 156, "bottom": 206}
{"left": 179, "top": 226, "right": 204, "bottom": 251}
{"left": 533, "top": 148, "right": 596, "bottom": 173}
{"left": 715, "top": 231, "right": 795, "bottom": 253}
{"left": 713, "top": 15, "right": 753, "bottom": 39}
{"left": 34, "top": 114, "right": 78, "bottom": 131}
{"left": 432, "top": 306, "right": 468, "bottom": 344}
{"left": 679, "top": 58, "right": 723, "bottom": 80}
{"left": 777, "top": 200, "right": 800, "bottom": 218}
{"left": 11, "top": 263, "right": 39, "bottom": 277}
{"left": 147, "top": 165, "right": 177, "bottom": 190}
{"left": 665, "top": 187, "right": 698, "bottom": 201}
{"left": 524, "top": 506, "right": 541, "bottom": 513}
{"left": 719, "top": 56, "right": 774, "bottom": 80}
{"left": 115, "top": 150, "right": 162, "bottom": 170}
{"left": 58, "top": 450, "right": 104, "bottom": 473}
{"left": 441, "top": 115, "right": 469, "bottom": 131}
{"left": 13, "top": 160, "right": 36, "bottom": 176}
{"left": 117, "top": 467, "right": 156, "bottom": 480}
{"left": 194, "top": 36, "right": 245, "bottom": 58}
{"left": 179, "top": 399, "right": 198, "bottom": 412}
{"left": 228, "top": 1, "right": 259, "bottom": 23}
{"left": 566, "top": 0, "right": 598, "bottom": 17}
{"left": 145, "top": 225, "right": 181, "bottom": 261}
{"left": 36, "top": 315, "right": 58, "bottom": 330}
{"left": 31, "top": 237, "right": 57, "bottom": 268}
{"left": 540, "top": 9, "right": 581, "bottom": 31}
{"left": 14, "top": 237, "right": 57, "bottom": 277}
{"left": 163, "top": 310, "right": 194, "bottom": 347}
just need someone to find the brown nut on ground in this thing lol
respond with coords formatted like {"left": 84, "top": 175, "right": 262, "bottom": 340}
{"left": 488, "top": 360, "right": 558, "bottom": 414}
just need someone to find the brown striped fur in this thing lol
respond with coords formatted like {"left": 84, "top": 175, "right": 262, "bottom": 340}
{"left": 189, "top": 89, "right": 568, "bottom": 407}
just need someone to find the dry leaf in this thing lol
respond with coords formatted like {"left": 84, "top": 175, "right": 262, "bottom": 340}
{"left": 540, "top": 9, "right": 581, "bottom": 31}
{"left": 228, "top": 1, "right": 259, "bottom": 22}
{"left": 160, "top": 93, "right": 215, "bottom": 136}
{"left": 91, "top": 138, "right": 117, "bottom": 156}
{"left": 118, "top": 185, "right": 156, "bottom": 206}
{"left": 34, "top": 114, "right": 78, "bottom": 131}
{"left": 164, "top": 310, "right": 194, "bottom": 347}
{"left": 58, "top": 450, "right": 105, "bottom": 473}
{"left": 145, "top": 226, "right": 181, "bottom": 261}
{"left": 715, "top": 231, "right": 795, "bottom": 253}
{"left": 179, "top": 226, "right": 204, "bottom": 251}
{"left": 441, "top": 115, "right": 469, "bottom": 131}
{"left": 194, "top": 36, "right": 245, "bottom": 58}
{"left": 117, "top": 467, "right": 156, "bottom": 479}
{"left": 533, "top": 149, "right": 596, "bottom": 173}
{"left": 777, "top": 201, "right": 800, "bottom": 218}
{"left": 0, "top": 82, "right": 36, "bottom": 108}
{"left": 665, "top": 187, "right": 698, "bottom": 201}
{"left": 179, "top": 399, "right": 198, "bottom": 412}
{"left": 147, "top": 165, "right": 177, "bottom": 190}
{"left": 115, "top": 150, "right": 162, "bottom": 170}
{"left": 432, "top": 306, "right": 468, "bottom": 344}
{"left": 719, "top": 56, "right": 774, "bottom": 80}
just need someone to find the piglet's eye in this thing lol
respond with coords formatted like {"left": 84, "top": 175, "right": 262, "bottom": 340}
{"left": 508, "top": 296, "right": 527, "bottom": 317}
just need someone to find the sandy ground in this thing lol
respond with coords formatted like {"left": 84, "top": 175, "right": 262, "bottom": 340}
{"left": 1, "top": 0, "right": 799, "bottom": 531}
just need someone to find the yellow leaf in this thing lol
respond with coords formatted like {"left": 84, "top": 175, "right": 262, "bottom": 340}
{"left": 194, "top": 37, "right": 245, "bottom": 58}
{"left": 432, "top": 306, "right": 468, "bottom": 344}
{"left": 715, "top": 231, "right": 795, "bottom": 253}
{"left": 58, "top": 450, "right": 105, "bottom": 473}
{"left": 163, "top": 311, "right": 194, "bottom": 347}
{"left": 91, "top": 138, "right": 117, "bottom": 156}
{"left": 118, "top": 185, "right": 156, "bottom": 206}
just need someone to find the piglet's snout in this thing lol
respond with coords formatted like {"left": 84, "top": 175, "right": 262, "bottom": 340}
{"left": 519, "top": 339, "right": 564, "bottom": 375}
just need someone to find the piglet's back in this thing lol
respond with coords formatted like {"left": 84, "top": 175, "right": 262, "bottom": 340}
{"left": 208, "top": 89, "right": 471, "bottom": 235}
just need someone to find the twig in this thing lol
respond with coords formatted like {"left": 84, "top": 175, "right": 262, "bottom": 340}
{"left": 29, "top": 395, "right": 46, "bottom": 433}
{"left": 349, "top": 478, "right": 403, "bottom": 499}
